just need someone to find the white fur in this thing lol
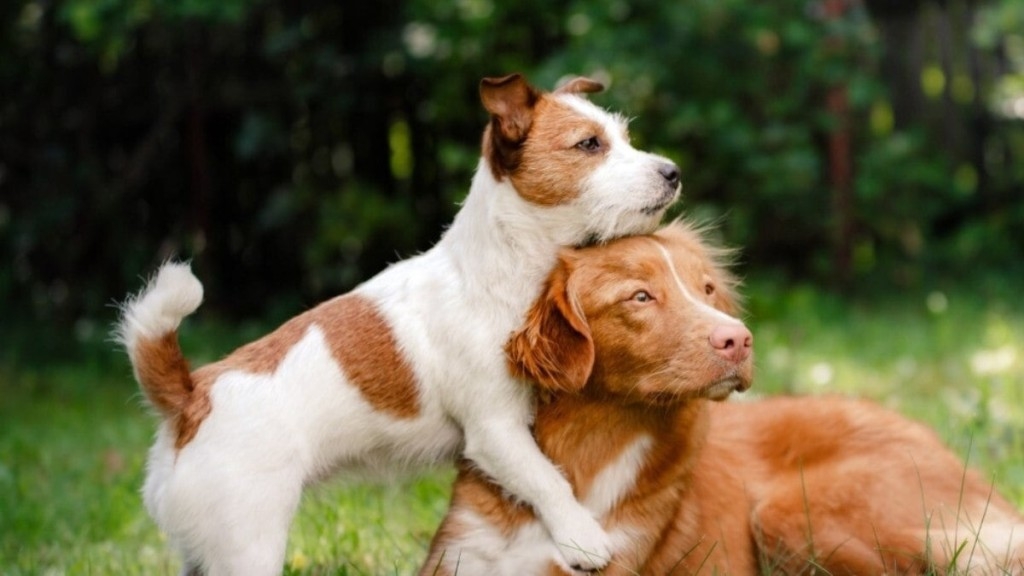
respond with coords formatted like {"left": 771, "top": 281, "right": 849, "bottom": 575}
{"left": 117, "top": 262, "right": 203, "bottom": 350}
{"left": 120, "top": 89, "right": 678, "bottom": 575}
{"left": 583, "top": 436, "right": 653, "bottom": 517}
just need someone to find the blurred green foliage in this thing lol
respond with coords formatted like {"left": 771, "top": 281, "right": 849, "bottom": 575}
{"left": 1, "top": 0, "right": 1021, "bottom": 325}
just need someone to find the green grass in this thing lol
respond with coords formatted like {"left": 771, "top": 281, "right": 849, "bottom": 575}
{"left": 1, "top": 280, "right": 1022, "bottom": 574}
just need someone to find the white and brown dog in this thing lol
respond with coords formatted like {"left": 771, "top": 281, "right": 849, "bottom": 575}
{"left": 423, "top": 222, "right": 1024, "bottom": 576}
{"left": 116, "top": 73, "right": 680, "bottom": 575}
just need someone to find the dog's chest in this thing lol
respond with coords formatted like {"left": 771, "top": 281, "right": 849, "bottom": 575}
{"left": 356, "top": 250, "right": 537, "bottom": 386}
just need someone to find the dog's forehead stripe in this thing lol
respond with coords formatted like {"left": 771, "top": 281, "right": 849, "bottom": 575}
{"left": 557, "top": 94, "right": 628, "bottom": 138}
{"left": 654, "top": 241, "right": 740, "bottom": 325}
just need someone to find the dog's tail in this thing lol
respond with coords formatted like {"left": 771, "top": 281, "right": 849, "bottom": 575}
{"left": 116, "top": 262, "right": 203, "bottom": 418}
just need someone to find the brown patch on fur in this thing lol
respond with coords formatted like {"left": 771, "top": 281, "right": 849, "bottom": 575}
{"left": 479, "top": 73, "right": 614, "bottom": 206}
{"left": 318, "top": 295, "right": 421, "bottom": 418}
{"left": 508, "top": 96, "right": 609, "bottom": 206}
{"left": 135, "top": 294, "right": 420, "bottom": 450}
{"left": 205, "top": 294, "right": 421, "bottom": 420}
{"left": 480, "top": 74, "right": 540, "bottom": 179}
{"left": 132, "top": 333, "right": 216, "bottom": 450}
{"left": 176, "top": 367, "right": 216, "bottom": 448}
{"left": 135, "top": 331, "right": 197, "bottom": 422}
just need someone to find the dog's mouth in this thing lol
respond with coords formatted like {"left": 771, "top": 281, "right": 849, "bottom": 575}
{"left": 640, "top": 375, "right": 749, "bottom": 406}
{"left": 703, "top": 377, "right": 750, "bottom": 401}
{"left": 640, "top": 187, "right": 681, "bottom": 216}
{"left": 574, "top": 188, "right": 681, "bottom": 248}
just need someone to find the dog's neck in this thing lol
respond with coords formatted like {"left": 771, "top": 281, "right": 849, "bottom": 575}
{"left": 439, "top": 159, "right": 581, "bottom": 309}
{"left": 447, "top": 392, "right": 712, "bottom": 562}
{"left": 535, "top": 392, "right": 710, "bottom": 508}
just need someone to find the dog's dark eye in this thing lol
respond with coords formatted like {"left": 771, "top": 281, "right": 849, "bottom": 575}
{"left": 704, "top": 282, "right": 715, "bottom": 296}
{"left": 631, "top": 290, "right": 653, "bottom": 303}
{"left": 576, "top": 136, "right": 601, "bottom": 152}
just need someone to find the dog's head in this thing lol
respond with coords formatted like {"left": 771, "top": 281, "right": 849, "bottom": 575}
{"left": 506, "top": 221, "right": 753, "bottom": 404}
{"left": 480, "top": 73, "right": 681, "bottom": 244}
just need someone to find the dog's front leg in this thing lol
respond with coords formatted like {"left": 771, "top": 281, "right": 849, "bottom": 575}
{"left": 462, "top": 415, "right": 611, "bottom": 572}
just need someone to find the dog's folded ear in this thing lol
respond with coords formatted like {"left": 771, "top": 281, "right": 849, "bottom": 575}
{"left": 505, "top": 256, "right": 594, "bottom": 393}
{"left": 480, "top": 73, "right": 539, "bottom": 143}
{"left": 480, "top": 73, "right": 541, "bottom": 180}
{"left": 555, "top": 76, "right": 604, "bottom": 96}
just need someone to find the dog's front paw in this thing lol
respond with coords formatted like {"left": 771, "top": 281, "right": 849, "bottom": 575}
{"left": 551, "top": 514, "right": 612, "bottom": 572}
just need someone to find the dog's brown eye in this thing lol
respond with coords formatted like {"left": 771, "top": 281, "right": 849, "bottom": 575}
{"left": 576, "top": 136, "right": 601, "bottom": 152}
{"left": 704, "top": 283, "right": 715, "bottom": 296}
{"left": 632, "top": 290, "right": 653, "bottom": 303}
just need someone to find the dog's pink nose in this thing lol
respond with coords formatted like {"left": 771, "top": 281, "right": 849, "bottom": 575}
{"left": 710, "top": 324, "right": 753, "bottom": 363}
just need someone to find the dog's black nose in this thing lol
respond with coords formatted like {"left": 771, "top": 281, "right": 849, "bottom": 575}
{"left": 659, "top": 163, "right": 680, "bottom": 188}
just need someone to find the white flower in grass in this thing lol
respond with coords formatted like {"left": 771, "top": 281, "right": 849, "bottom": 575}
{"left": 970, "top": 345, "right": 1016, "bottom": 376}
{"left": 942, "top": 387, "right": 981, "bottom": 420}
{"left": 987, "top": 398, "right": 1016, "bottom": 427}
{"left": 809, "top": 362, "right": 833, "bottom": 388}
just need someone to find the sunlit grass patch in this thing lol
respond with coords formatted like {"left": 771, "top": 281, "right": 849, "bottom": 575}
{"left": 282, "top": 472, "right": 454, "bottom": 575}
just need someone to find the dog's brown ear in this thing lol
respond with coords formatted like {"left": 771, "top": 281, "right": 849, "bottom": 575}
{"left": 506, "top": 256, "right": 594, "bottom": 393}
{"left": 480, "top": 74, "right": 541, "bottom": 180}
{"left": 480, "top": 74, "right": 539, "bottom": 143}
{"left": 555, "top": 76, "right": 604, "bottom": 96}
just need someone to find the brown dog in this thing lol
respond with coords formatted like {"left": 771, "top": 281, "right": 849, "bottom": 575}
{"left": 421, "top": 221, "right": 1024, "bottom": 575}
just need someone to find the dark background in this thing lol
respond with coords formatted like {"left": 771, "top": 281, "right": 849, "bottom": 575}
{"left": 2, "top": 0, "right": 1022, "bottom": 328}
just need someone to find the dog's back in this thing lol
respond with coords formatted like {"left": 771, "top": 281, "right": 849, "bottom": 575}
{"left": 712, "top": 396, "right": 1024, "bottom": 575}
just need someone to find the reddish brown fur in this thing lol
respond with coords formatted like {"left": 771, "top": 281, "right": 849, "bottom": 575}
{"left": 506, "top": 261, "right": 594, "bottom": 393}
{"left": 729, "top": 396, "right": 1023, "bottom": 575}
{"left": 133, "top": 293, "right": 420, "bottom": 449}
{"left": 134, "top": 332, "right": 213, "bottom": 449}
{"left": 480, "top": 73, "right": 620, "bottom": 205}
{"left": 508, "top": 97, "right": 614, "bottom": 206}
{"left": 424, "top": 223, "right": 1024, "bottom": 576}
{"left": 424, "top": 223, "right": 753, "bottom": 575}
{"left": 481, "top": 74, "right": 541, "bottom": 179}
{"left": 135, "top": 331, "right": 195, "bottom": 414}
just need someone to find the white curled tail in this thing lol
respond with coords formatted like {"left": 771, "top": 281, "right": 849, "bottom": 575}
{"left": 116, "top": 262, "right": 203, "bottom": 417}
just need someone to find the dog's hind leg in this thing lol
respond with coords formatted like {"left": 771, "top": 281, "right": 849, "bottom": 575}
{"left": 751, "top": 491, "right": 929, "bottom": 575}
{"left": 158, "top": 464, "right": 304, "bottom": 576}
